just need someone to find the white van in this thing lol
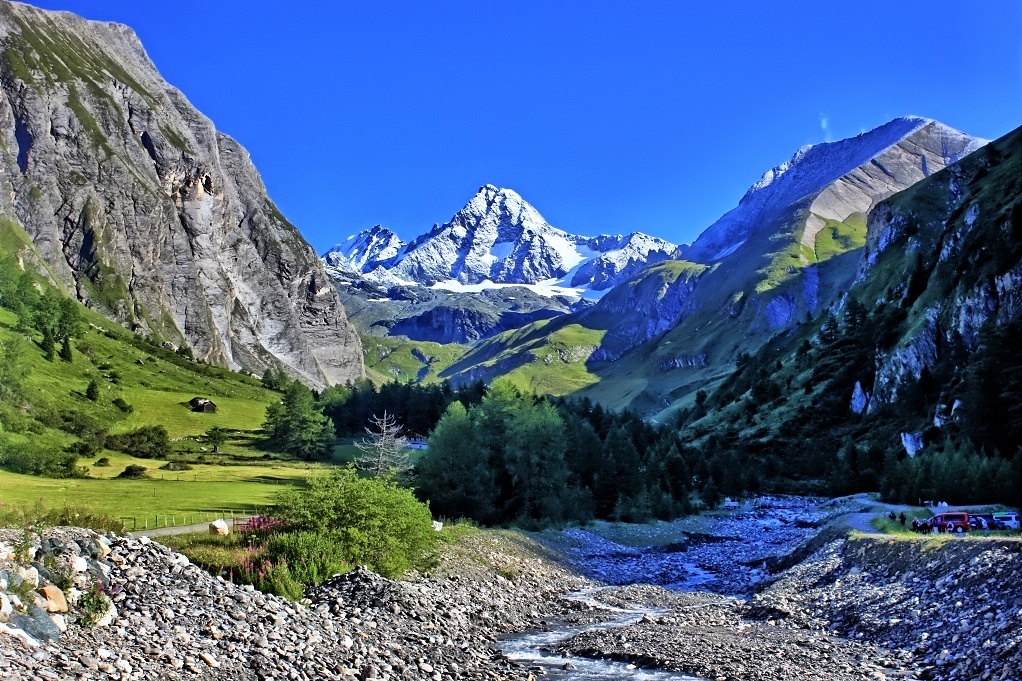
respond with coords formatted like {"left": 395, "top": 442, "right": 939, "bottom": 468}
{"left": 992, "top": 512, "right": 1020, "bottom": 529}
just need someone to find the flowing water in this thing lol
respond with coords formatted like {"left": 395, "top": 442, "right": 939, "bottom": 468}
{"left": 499, "top": 588, "right": 704, "bottom": 680}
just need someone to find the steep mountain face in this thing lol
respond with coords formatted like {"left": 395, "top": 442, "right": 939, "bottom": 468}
{"left": 440, "top": 119, "right": 985, "bottom": 413}
{"left": 0, "top": 3, "right": 363, "bottom": 388}
{"left": 678, "top": 121, "right": 1022, "bottom": 495}
{"left": 853, "top": 126, "right": 1022, "bottom": 415}
{"left": 684, "top": 117, "right": 983, "bottom": 263}
{"left": 323, "top": 225, "right": 404, "bottom": 277}
{"left": 323, "top": 185, "right": 677, "bottom": 292}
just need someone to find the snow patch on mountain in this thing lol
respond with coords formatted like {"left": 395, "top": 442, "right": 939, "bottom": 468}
{"left": 430, "top": 278, "right": 607, "bottom": 300}
{"left": 323, "top": 225, "right": 405, "bottom": 276}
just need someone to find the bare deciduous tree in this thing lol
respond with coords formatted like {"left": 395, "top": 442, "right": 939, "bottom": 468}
{"left": 354, "top": 411, "right": 411, "bottom": 477}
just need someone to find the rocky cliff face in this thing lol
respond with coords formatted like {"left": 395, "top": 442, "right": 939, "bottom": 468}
{"left": 0, "top": 3, "right": 363, "bottom": 388}
{"left": 854, "top": 126, "right": 1022, "bottom": 410}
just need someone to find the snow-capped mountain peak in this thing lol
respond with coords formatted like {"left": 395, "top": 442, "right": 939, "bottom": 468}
{"left": 323, "top": 225, "right": 405, "bottom": 277}
{"left": 321, "top": 185, "right": 677, "bottom": 295}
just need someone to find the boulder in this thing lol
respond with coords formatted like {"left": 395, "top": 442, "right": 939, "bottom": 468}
{"left": 0, "top": 593, "right": 13, "bottom": 622}
{"left": 0, "top": 622, "right": 39, "bottom": 648}
{"left": 17, "top": 565, "right": 40, "bottom": 589}
{"left": 209, "top": 519, "right": 230, "bottom": 536}
{"left": 10, "top": 604, "right": 62, "bottom": 642}
{"left": 50, "top": 613, "right": 67, "bottom": 632}
{"left": 38, "top": 584, "right": 69, "bottom": 613}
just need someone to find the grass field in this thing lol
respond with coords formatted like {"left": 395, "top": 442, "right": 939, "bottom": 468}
{"left": 0, "top": 455, "right": 322, "bottom": 528}
{"left": 112, "top": 389, "right": 273, "bottom": 437}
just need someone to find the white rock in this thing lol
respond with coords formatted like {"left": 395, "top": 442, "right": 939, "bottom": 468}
{"left": 209, "top": 519, "right": 230, "bottom": 536}
{"left": 94, "top": 601, "right": 116, "bottom": 628}
{"left": 50, "top": 614, "right": 67, "bottom": 633}
{"left": 0, "top": 622, "right": 39, "bottom": 648}
{"left": 0, "top": 594, "right": 13, "bottom": 621}
{"left": 17, "top": 566, "right": 40, "bottom": 588}
{"left": 71, "top": 556, "right": 89, "bottom": 573}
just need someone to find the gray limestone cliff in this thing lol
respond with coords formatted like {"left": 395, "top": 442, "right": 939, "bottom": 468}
{"left": 0, "top": 2, "right": 362, "bottom": 387}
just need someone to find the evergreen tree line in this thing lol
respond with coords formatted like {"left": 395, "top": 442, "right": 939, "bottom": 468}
{"left": 0, "top": 252, "right": 84, "bottom": 363}
{"left": 320, "top": 379, "right": 487, "bottom": 437}
{"left": 415, "top": 381, "right": 707, "bottom": 527}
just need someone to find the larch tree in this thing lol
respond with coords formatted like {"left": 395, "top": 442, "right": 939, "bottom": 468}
{"left": 353, "top": 410, "right": 411, "bottom": 478}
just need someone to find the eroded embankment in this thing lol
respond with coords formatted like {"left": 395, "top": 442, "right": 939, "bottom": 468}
{"left": 751, "top": 535, "right": 1022, "bottom": 680}
{"left": 553, "top": 532, "right": 1022, "bottom": 681}
{"left": 0, "top": 526, "right": 600, "bottom": 680}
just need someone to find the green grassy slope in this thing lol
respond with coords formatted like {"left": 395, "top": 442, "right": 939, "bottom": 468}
{"left": 361, "top": 336, "right": 469, "bottom": 385}
{"left": 0, "top": 228, "right": 329, "bottom": 519}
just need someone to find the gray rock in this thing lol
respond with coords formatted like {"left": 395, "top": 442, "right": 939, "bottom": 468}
{"left": 10, "top": 604, "right": 61, "bottom": 642}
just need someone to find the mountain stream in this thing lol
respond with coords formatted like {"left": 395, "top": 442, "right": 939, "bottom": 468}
{"left": 499, "top": 588, "right": 703, "bottom": 680}
{"left": 498, "top": 497, "right": 836, "bottom": 679}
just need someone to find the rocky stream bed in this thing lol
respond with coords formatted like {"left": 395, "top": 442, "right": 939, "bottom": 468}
{"left": 1, "top": 497, "right": 1020, "bottom": 680}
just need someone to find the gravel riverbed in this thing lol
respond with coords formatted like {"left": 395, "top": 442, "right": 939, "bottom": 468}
{"left": 2, "top": 498, "right": 1019, "bottom": 681}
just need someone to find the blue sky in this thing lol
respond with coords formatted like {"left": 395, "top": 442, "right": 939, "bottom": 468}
{"left": 28, "top": 1, "right": 1022, "bottom": 250}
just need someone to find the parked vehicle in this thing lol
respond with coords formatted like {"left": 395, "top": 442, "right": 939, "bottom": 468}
{"left": 992, "top": 512, "right": 1020, "bottom": 529}
{"left": 968, "top": 514, "right": 1006, "bottom": 530}
{"left": 928, "top": 512, "right": 970, "bottom": 533}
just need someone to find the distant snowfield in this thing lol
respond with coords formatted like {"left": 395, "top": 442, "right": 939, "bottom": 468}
{"left": 430, "top": 277, "right": 610, "bottom": 300}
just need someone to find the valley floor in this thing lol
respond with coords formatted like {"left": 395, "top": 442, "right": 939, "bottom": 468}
{"left": 1, "top": 499, "right": 1020, "bottom": 680}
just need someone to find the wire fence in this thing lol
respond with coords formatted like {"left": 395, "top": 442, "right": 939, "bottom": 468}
{"left": 119, "top": 509, "right": 258, "bottom": 531}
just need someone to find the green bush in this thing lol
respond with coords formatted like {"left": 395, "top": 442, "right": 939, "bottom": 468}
{"left": 106, "top": 425, "right": 170, "bottom": 459}
{"left": 273, "top": 467, "right": 437, "bottom": 578}
{"left": 159, "top": 461, "right": 193, "bottom": 471}
{"left": 0, "top": 439, "right": 86, "bottom": 478}
{"left": 95, "top": 457, "right": 110, "bottom": 467}
{"left": 65, "top": 438, "right": 103, "bottom": 458}
{"left": 112, "top": 397, "right": 133, "bottom": 413}
{"left": 117, "top": 464, "right": 148, "bottom": 479}
{"left": 263, "top": 530, "right": 353, "bottom": 585}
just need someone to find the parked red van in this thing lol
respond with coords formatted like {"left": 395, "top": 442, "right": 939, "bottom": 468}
{"left": 928, "top": 512, "right": 970, "bottom": 533}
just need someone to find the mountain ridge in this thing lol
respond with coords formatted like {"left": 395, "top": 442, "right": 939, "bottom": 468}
{"left": 435, "top": 118, "right": 987, "bottom": 412}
